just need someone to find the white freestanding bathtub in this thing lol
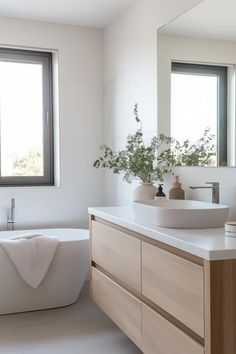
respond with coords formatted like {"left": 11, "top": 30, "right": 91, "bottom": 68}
{"left": 0, "top": 228, "right": 89, "bottom": 315}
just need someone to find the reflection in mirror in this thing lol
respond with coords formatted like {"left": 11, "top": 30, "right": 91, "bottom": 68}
{"left": 157, "top": 0, "right": 236, "bottom": 167}
{"left": 171, "top": 62, "right": 227, "bottom": 166}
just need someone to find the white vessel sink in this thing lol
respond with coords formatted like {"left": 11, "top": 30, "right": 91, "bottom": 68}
{"left": 133, "top": 199, "right": 229, "bottom": 229}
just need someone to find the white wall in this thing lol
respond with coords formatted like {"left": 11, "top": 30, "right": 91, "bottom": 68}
{"left": 103, "top": 0, "right": 203, "bottom": 206}
{"left": 0, "top": 16, "right": 104, "bottom": 230}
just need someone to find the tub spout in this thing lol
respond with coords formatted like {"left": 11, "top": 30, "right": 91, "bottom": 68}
{"left": 7, "top": 198, "right": 15, "bottom": 231}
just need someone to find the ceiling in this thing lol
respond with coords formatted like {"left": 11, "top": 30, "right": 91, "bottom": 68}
{"left": 160, "top": 0, "right": 236, "bottom": 41}
{"left": 0, "top": 0, "right": 137, "bottom": 28}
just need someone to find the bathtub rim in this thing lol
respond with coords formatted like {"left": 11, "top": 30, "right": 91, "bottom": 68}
{"left": 0, "top": 227, "right": 89, "bottom": 241}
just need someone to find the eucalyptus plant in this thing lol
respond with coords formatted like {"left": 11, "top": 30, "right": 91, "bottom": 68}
{"left": 93, "top": 104, "right": 216, "bottom": 183}
{"left": 94, "top": 104, "right": 175, "bottom": 183}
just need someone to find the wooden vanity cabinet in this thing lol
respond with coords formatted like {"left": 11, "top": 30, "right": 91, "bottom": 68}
{"left": 142, "top": 304, "right": 204, "bottom": 354}
{"left": 92, "top": 267, "right": 142, "bottom": 347}
{"left": 142, "top": 242, "right": 204, "bottom": 337}
{"left": 91, "top": 220, "right": 141, "bottom": 292}
{"left": 90, "top": 215, "right": 236, "bottom": 354}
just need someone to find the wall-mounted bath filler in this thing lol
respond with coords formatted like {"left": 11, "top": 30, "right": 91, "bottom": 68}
{"left": 7, "top": 198, "right": 15, "bottom": 230}
{"left": 189, "top": 182, "right": 220, "bottom": 204}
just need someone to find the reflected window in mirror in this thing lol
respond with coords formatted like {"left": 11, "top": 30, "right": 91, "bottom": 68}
{"left": 171, "top": 62, "right": 228, "bottom": 166}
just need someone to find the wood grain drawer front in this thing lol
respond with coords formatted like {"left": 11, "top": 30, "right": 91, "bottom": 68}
{"left": 91, "top": 267, "right": 142, "bottom": 348}
{"left": 142, "top": 242, "right": 204, "bottom": 337}
{"left": 142, "top": 304, "right": 204, "bottom": 354}
{"left": 91, "top": 221, "right": 141, "bottom": 292}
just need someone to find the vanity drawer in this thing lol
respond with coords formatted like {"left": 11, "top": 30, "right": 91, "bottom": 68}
{"left": 142, "top": 242, "right": 204, "bottom": 337}
{"left": 91, "top": 267, "right": 142, "bottom": 348}
{"left": 142, "top": 303, "right": 204, "bottom": 354}
{"left": 91, "top": 220, "right": 141, "bottom": 292}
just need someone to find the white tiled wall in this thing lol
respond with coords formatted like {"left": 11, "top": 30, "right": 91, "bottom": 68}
{"left": 0, "top": 16, "right": 104, "bottom": 230}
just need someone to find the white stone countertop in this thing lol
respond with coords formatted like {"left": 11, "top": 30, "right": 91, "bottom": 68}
{"left": 88, "top": 206, "right": 236, "bottom": 261}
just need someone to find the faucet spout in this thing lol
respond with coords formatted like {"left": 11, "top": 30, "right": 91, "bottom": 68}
{"left": 189, "top": 182, "right": 219, "bottom": 204}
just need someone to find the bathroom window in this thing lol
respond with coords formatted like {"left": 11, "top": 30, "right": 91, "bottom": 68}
{"left": 0, "top": 48, "right": 54, "bottom": 186}
{"left": 171, "top": 62, "right": 227, "bottom": 166}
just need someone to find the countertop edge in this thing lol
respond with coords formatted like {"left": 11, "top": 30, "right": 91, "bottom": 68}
{"left": 89, "top": 207, "right": 236, "bottom": 261}
{"left": 88, "top": 207, "right": 217, "bottom": 260}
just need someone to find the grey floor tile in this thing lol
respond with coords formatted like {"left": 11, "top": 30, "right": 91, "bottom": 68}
{"left": 0, "top": 282, "right": 141, "bottom": 354}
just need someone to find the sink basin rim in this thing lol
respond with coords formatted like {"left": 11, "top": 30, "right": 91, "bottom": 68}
{"left": 132, "top": 200, "right": 229, "bottom": 229}
{"left": 133, "top": 199, "right": 229, "bottom": 210}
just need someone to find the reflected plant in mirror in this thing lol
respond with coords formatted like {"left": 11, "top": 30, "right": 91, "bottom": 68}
{"left": 170, "top": 127, "right": 217, "bottom": 166}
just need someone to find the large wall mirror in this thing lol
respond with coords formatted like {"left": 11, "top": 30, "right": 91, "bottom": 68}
{"left": 157, "top": 0, "right": 236, "bottom": 167}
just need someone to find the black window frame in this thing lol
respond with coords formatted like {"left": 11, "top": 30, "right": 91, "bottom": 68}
{"left": 171, "top": 62, "right": 228, "bottom": 166}
{"left": 0, "top": 48, "right": 54, "bottom": 186}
